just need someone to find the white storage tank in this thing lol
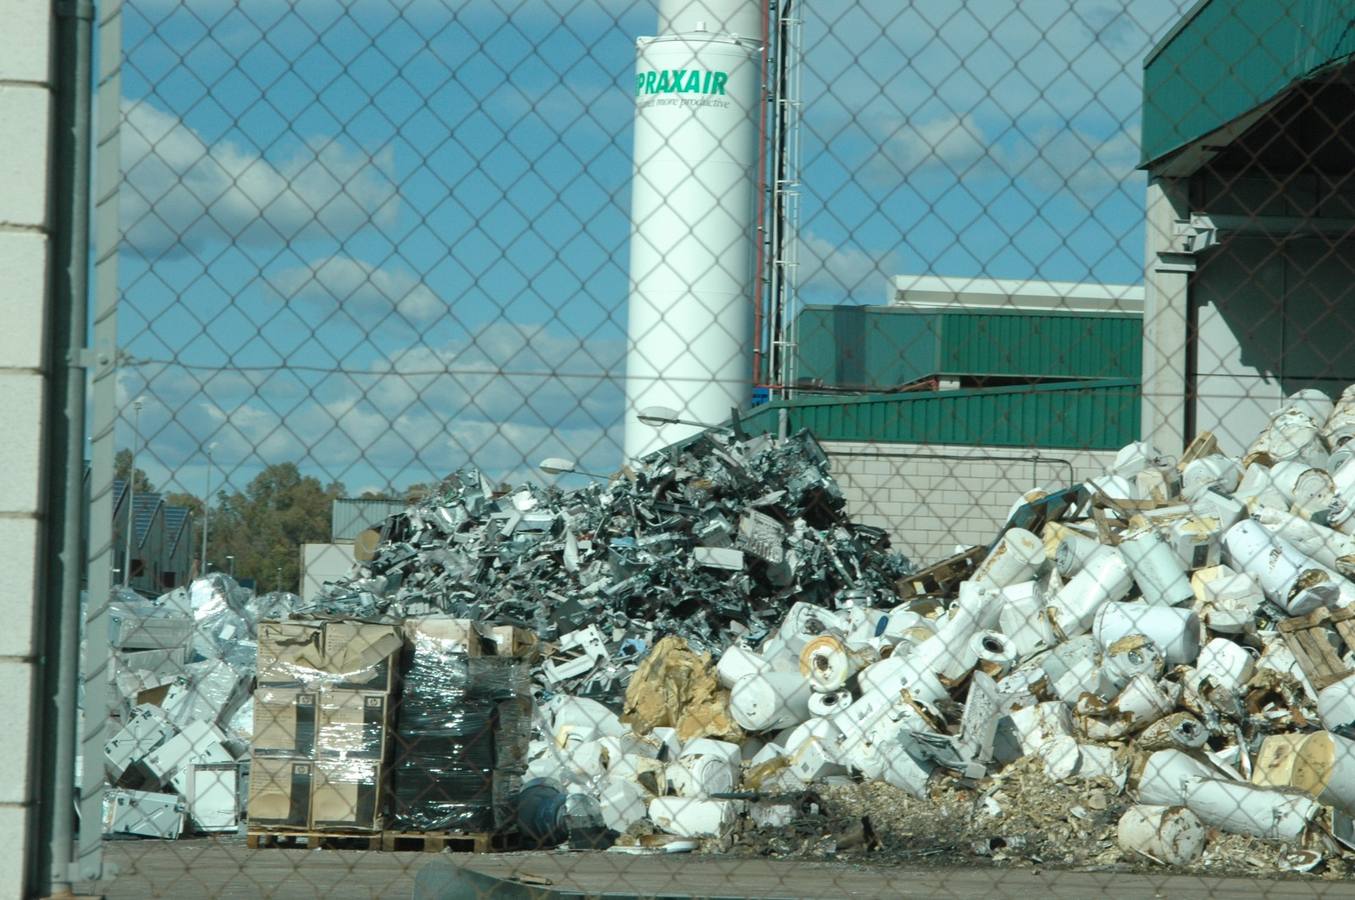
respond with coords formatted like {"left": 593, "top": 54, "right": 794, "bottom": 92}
{"left": 623, "top": 0, "right": 763, "bottom": 458}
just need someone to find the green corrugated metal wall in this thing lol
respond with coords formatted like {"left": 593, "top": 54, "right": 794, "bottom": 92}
{"left": 741, "top": 379, "right": 1139, "bottom": 450}
{"left": 937, "top": 311, "right": 1141, "bottom": 379}
{"left": 1142, "top": 0, "right": 1355, "bottom": 167}
{"left": 795, "top": 305, "right": 1140, "bottom": 387}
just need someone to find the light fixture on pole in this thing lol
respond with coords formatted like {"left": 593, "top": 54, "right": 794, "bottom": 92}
{"left": 538, "top": 457, "right": 609, "bottom": 480}
{"left": 636, "top": 405, "right": 721, "bottom": 429}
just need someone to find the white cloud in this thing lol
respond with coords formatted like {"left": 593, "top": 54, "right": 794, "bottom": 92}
{"left": 873, "top": 113, "right": 990, "bottom": 177}
{"left": 120, "top": 101, "right": 399, "bottom": 256}
{"left": 999, "top": 126, "right": 1144, "bottom": 200}
{"left": 120, "top": 320, "right": 628, "bottom": 492}
{"left": 266, "top": 256, "right": 446, "bottom": 326}
{"left": 864, "top": 111, "right": 1141, "bottom": 201}
{"left": 798, "top": 233, "right": 891, "bottom": 297}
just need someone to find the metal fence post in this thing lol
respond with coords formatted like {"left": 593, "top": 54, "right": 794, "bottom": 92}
{"left": 75, "top": 0, "right": 124, "bottom": 882}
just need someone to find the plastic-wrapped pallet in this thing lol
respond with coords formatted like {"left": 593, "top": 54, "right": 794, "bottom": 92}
{"left": 248, "top": 617, "right": 404, "bottom": 833}
{"left": 389, "top": 618, "right": 534, "bottom": 833}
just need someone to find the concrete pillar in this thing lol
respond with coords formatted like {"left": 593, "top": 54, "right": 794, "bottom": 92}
{"left": 0, "top": 2, "right": 55, "bottom": 895}
{"left": 1141, "top": 176, "right": 1192, "bottom": 453}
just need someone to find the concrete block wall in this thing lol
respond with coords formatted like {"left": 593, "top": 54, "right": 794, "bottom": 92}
{"left": 824, "top": 441, "right": 1117, "bottom": 566}
{"left": 0, "top": 2, "right": 54, "bottom": 895}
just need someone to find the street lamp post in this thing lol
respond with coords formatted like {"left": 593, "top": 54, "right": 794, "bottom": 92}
{"left": 199, "top": 441, "right": 215, "bottom": 577}
{"left": 122, "top": 397, "right": 144, "bottom": 589}
{"left": 201, "top": 442, "right": 217, "bottom": 576}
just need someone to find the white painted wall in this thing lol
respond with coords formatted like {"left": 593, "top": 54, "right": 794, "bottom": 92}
{"left": 825, "top": 441, "right": 1118, "bottom": 566}
{"left": 301, "top": 542, "right": 356, "bottom": 601}
{"left": 0, "top": 1, "right": 53, "bottom": 895}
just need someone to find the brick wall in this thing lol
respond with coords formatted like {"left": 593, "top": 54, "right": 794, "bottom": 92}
{"left": 824, "top": 441, "right": 1118, "bottom": 566}
{"left": 0, "top": 1, "right": 52, "bottom": 894}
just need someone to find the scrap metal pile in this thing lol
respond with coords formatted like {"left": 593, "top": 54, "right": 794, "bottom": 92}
{"left": 103, "top": 577, "right": 301, "bottom": 837}
{"left": 99, "top": 388, "right": 1355, "bottom": 873}
{"left": 316, "top": 429, "right": 912, "bottom": 702}
{"left": 515, "top": 387, "right": 1355, "bottom": 872}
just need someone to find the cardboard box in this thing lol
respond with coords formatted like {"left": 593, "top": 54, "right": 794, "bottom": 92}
{"left": 103, "top": 789, "right": 186, "bottom": 839}
{"left": 403, "top": 617, "right": 537, "bottom": 660}
{"left": 257, "top": 619, "right": 401, "bottom": 691}
{"left": 317, "top": 689, "right": 389, "bottom": 760}
{"left": 104, "top": 704, "right": 177, "bottom": 781}
{"left": 311, "top": 758, "right": 383, "bottom": 831}
{"left": 187, "top": 762, "right": 241, "bottom": 833}
{"left": 142, "top": 719, "right": 235, "bottom": 794}
{"left": 488, "top": 624, "right": 539, "bottom": 660}
{"left": 247, "top": 756, "right": 312, "bottom": 829}
{"left": 251, "top": 688, "right": 317, "bottom": 757}
{"left": 256, "top": 622, "right": 325, "bottom": 681}
{"left": 402, "top": 617, "right": 478, "bottom": 653}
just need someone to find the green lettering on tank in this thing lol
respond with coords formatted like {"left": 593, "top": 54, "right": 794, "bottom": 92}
{"left": 634, "top": 69, "right": 731, "bottom": 96}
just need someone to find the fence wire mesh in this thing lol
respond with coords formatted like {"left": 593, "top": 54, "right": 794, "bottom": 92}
{"left": 73, "top": 0, "right": 1355, "bottom": 896}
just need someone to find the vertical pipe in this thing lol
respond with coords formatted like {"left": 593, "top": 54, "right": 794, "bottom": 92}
{"left": 765, "top": 2, "right": 784, "bottom": 393}
{"left": 77, "top": 0, "right": 124, "bottom": 879}
{"left": 39, "top": 0, "right": 94, "bottom": 892}
{"left": 751, "top": 0, "right": 770, "bottom": 386}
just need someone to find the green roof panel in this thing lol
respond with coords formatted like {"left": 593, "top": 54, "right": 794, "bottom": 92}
{"left": 1142, "top": 0, "right": 1355, "bottom": 168}
{"left": 795, "top": 305, "right": 1140, "bottom": 388}
{"left": 741, "top": 379, "right": 1140, "bottom": 451}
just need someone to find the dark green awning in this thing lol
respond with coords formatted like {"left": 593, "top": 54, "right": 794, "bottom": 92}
{"left": 1141, "top": 0, "right": 1355, "bottom": 170}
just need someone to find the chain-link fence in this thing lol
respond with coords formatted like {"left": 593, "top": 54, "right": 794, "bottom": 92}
{"left": 69, "top": 0, "right": 1355, "bottom": 896}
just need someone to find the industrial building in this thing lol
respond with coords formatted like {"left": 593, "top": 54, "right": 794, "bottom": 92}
{"left": 109, "top": 479, "right": 194, "bottom": 594}
{"left": 744, "top": 277, "right": 1143, "bottom": 563}
{"left": 1140, "top": 0, "right": 1355, "bottom": 454}
{"left": 299, "top": 496, "right": 408, "bottom": 600}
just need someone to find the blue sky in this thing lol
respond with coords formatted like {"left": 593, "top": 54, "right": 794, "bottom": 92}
{"left": 113, "top": 0, "right": 1192, "bottom": 497}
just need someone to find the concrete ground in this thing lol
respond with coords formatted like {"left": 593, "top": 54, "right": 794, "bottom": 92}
{"left": 75, "top": 838, "right": 1355, "bottom": 899}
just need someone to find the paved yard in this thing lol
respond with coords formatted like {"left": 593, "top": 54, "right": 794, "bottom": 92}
{"left": 74, "top": 838, "right": 1355, "bottom": 899}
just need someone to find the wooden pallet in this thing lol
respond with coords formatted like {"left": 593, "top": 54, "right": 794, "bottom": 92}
{"left": 246, "top": 830, "right": 381, "bottom": 851}
{"left": 1179, "top": 430, "right": 1220, "bottom": 468}
{"left": 1278, "top": 605, "right": 1355, "bottom": 690}
{"left": 246, "top": 828, "right": 514, "bottom": 853}
{"left": 896, "top": 546, "right": 984, "bottom": 599}
{"left": 379, "top": 830, "right": 517, "bottom": 853}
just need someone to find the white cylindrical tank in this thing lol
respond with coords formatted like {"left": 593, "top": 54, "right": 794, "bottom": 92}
{"left": 623, "top": 16, "right": 763, "bottom": 459}
{"left": 659, "top": 0, "right": 761, "bottom": 38}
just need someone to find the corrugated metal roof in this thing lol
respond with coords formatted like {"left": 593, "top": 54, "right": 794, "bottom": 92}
{"left": 132, "top": 494, "right": 161, "bottom": 547}
{"left": 331, "top": 498, "right": 407, "bottom": 541}
{"left": 740, "top": 379, "right": 1139, "bottom": 450}
{"left": 891, "top": 275, "right": 1143, "bottom": 313}
{"left": 796, "top": 305, "right": 1141, "bottom": 389}
{"left": 164, "top": 507, "right": 191, "bottom": 556}
{"left": 1142, "top": 0, "right": 1355, "bottom": 169}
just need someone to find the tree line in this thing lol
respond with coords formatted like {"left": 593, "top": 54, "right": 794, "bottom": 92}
{"left": 114, "top": 450, "right": 434, "bottom": 594}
